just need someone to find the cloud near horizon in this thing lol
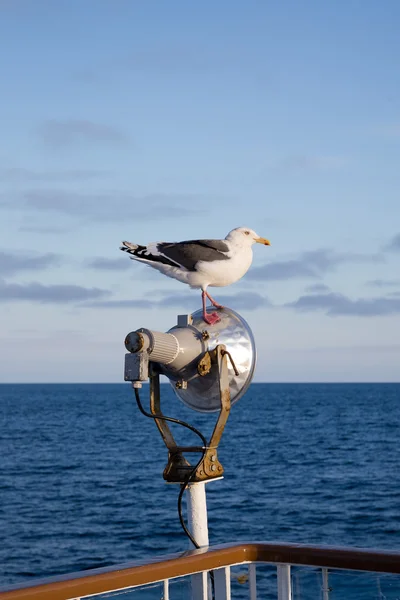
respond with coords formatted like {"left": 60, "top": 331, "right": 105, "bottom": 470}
{"left": 86, "top": 257, "right": 131, "bottom": 271}
{"left": 365, "top": 278, "right": 400, "bottom": 288}
{"left": 0, "top": 280, "right": 111, "bottom": 303}
{"left": 304, "top": 283, "right": 331, "bottom": 293}
{"left": 18, "top": 224, "right": 70, "bottom": 234}
{"left": 286, "top": 292, "right": 400, "bottom": 317}
{"left": 0, "top": 250, "right": 61, "bottom": 276}
{"left": 247, "top": 249, "right": 384, "bottom": 282}
{"left": 83, "top": 291, "right": 271, "bottom": 311}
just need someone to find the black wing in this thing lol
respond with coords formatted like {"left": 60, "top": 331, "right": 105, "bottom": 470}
{"left": 157, "top": 239, "right": 230, "bottom": 271}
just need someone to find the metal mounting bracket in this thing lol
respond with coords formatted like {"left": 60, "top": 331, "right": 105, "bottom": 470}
{"left": 148, "top": 344, "right": 231, "bottom": 483}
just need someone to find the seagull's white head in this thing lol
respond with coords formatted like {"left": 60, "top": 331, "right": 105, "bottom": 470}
{"left": 226, "top": 226, "right": 271, "bottom": 247}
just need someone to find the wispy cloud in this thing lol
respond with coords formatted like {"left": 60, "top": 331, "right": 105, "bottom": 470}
{"left": 365, "top": 278, "right": 400, "bottom": 288}
{"left": 0, "top": 280, "right": 110, "bottom": 303}
{"left": 83, "top": 298, "right": 154, "bottom": 309}
{"left": 295, "top": 344, "right": 400, "bottom": 354}
{"left": 83, "top": 291, "right": 271, "bottom": 311}
{"left": 248, "top": 259, "right": 318, "bottom": 281}
{"left": 86, "top": 257, "right": 131, "bottom": 271}
{"left": 162, "top": 292, "right": 271, "bottom": 311}
{"left": 247, "top": 249, "right": 384, "bottom": 281}
{"left": 18, "top": 224, "right": 70, "bottom": 234}
{"left": 383, "top": 233, "right": 400, "bottom": 253}
{"left": 38, "top": 119, "right": 127, "bottom": 148}
{"left": 0, "top": 190, "right": 205, "bottom": 222}
{"left": 0, "top": 167, "right": 109, "bottom": 183}
{"left": 305, "top": 283, "right": 331, "bottom": 293}
{"left": 286, "top": 292, "right": 400, "bottom": 317}
{"left": 0, "top": 250, "right": 61, "bottom": 276}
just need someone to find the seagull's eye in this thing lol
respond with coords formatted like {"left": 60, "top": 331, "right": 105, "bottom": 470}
{"left": 244, "top": 230, "right": 250, "bottom": 235}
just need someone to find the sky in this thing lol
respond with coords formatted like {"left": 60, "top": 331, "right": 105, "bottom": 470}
{"left": 0, "top": 0, "right": 400, "bottom": 382}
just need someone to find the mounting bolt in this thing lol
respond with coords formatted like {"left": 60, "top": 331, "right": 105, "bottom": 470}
{"left": 210, "top": 464, "right": 216, "bottom": 472}
{"left": 210, "top": 455, "right": 216, "bottom": 462}
{"left": 175, "top": 380, "right": 187, "bottom": 390}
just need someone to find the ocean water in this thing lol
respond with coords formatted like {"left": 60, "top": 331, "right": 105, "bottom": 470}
{"left": 1, "top": 382, "right": 400, "bottom": 592}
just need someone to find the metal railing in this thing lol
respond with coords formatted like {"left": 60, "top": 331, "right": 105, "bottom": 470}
{"left": 1, "top": 541, "right": 400, "bottom": 600}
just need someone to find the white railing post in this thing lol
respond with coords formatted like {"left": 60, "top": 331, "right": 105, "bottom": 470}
{"left": 277, "top": 564, "right": 291, "bottom": 600}
{"left": 249, "top": 563, "right": 257, "bottom": 600}
{"left": 322, "top": 568, "right": 330, "bottom": 600}
{"left": 213, "top": 567, "right": 231, "bottom": 600}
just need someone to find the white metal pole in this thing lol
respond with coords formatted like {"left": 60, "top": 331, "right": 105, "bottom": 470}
{"left": 187, "top": 481, "right": 210, "bottom": 547}
{"left": 186, "top": 481, "right": 210, "bottom": 600}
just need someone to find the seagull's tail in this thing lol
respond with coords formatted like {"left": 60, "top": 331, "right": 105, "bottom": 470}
{"left": 120, "top": 240, "right": 153, "bottom": 263}
{"left": 120, "top": 240, "right": 140, "bottom": 255}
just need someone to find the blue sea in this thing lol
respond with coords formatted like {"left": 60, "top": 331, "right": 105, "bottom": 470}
{"left": 1, "top": 382, "right": 400, "bottom": 595}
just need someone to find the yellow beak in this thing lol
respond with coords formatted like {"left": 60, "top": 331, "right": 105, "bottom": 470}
{"left": 255, "top": 237, "right": 271, "bottom": 246}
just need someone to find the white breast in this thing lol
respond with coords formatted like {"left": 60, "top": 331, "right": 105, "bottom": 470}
{"left": 191, "top": 247, "right": 253, "bottom": 288}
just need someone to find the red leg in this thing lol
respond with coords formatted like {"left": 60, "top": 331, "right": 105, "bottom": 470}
{"left": 206, "top": 291, "right": 224, "bottom": 309}
{"left": 202, "top": 291, "right": 221, "bottom": 325}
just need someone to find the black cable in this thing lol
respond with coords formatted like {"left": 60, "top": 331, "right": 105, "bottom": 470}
{"left": 133, "top": 386, "right": 208, "bottom": 448}
{"left": 133, "top": 385, "right": 215, "bottom": 598}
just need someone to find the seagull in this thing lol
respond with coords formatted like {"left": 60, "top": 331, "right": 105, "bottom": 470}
{"left": 120, "top": 226, "right": 270, "bottom": 325}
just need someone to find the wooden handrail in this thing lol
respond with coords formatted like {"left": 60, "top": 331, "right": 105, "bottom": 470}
{"left": 1, "top": 541, "right": 400, "bottom": 599}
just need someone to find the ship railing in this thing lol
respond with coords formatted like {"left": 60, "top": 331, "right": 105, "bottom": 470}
{"left": 1, "top": 541, "right": 400, "bottom": 600}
